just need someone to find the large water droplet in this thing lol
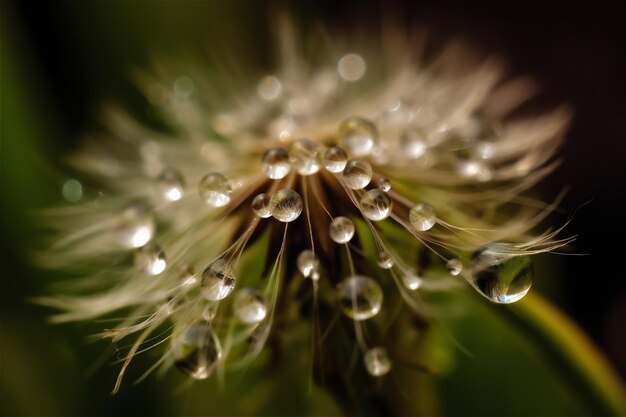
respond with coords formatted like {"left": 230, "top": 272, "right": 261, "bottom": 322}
{"left": 338, "top": 53, "right": 366, "bottom": 81}
{"left": 252, "top": 193, "right": 272, "bottom": 218}
{"left": 343, "top": 159, "right": 372, "bottom": 190}
{"left": 324, "top": 146, "right": 348, "bottom": 173}
{"left": 297, "top": 250, "right": 319, "bottom": 278}
{"left": 270, "top": 189, "right": 303, "bottom": 222}
{"left": 262, "top": 148, "right": 291, "bottom": 179}
{"left": 336, "top": 275, "right": 383, "bottom": 321}
{"left": 470, "top": 244, "right": 533, "bottom": 303}
{"left": 289, "top": 139, "right": 322, "bottom": 175}
{"left": 134, "top": 243, "right": 167, "bottom": 275}
{"left": 157, "top": 167, "right": 185, "bottom": 202}
{"left": 400, "top": 129, "right": 427, "bottom": 159}
{"left": 200, "top": 259, "right": 236, "bottom": 301}
{"left": 329, "top": 216, "right": 355, "bottom": 243}
{"left": 409, "top": 203, "right": 437, "bottom": 231}
{"left": 364, "top": 347, "right": 392, "bottom": 377}
{"left": 233, "top": 288, "right": 268, "bottom": 324}
{"left": 360, "top": 189, "right": 392, "bottom": 221}
{"left": 174, "top": 324, "right": 221, "bottom": 380}
{"left": 339, "top": 117, "right": 378, "bottom": 157}
{"left": 199, "top": 173, "right": 231, "bottom": 207}
{"left": 116, "top": 203, "right": 155, "bottom": 248}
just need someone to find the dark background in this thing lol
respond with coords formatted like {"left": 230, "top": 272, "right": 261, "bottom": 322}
{"left": 3, "top": 0, "right": 624, "bottom": 413}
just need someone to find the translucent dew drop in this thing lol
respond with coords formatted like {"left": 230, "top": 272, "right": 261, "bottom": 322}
{"left": 338, "top": 53, "right": 366, "bottom": 82}
{"left": 116, "top": 203, "right": 155, "bottom": 249}
{"left": 173, "top": 324, "right": 221, "bottom": 380}
{"left": 329, "top": 216, "right": 355, "bottom": 243}
{"left": 233, "top": 288, "right": 268, "bottom": 324}
{"left": 402, "top": 271, "right": 421, "bottom": 290}
{"left": 447, "top": 258, "right": 463, "bottom": 276}
{"left": 199, "top": 172, "right": 232, "bottom": 207}
{"left": 157, "top": 167, "right": 185, "bottom": 202}
{"left": 377, "top": 251, "right": 394, "bottom": 269}
{"left": 343, "top": 159, "right": 372, "bottom": 190}
{"left": 252, "top": 193, "right": 272, "bottom": 218}
{"left": 470, "top": 244, "right": 533, "bottom": 304}
{"left": 400, "top": 129, "right": 427, "bottom": 159}
{"left": 409, "top": 203, "right": 437, "bottom": 231}
{"left": 364, "top": 347, "right": 392, "bottom": 377}
{"left": 359, "top": 189, "right": 392, "bottom": 221}
{"left": 457, "top": 160, "right": 493, "bottom": 182}
{"left": 336, "top": 275, "right": 383, "bottom": 321}
{"left": 297, "top": 250, "right": 319, "bottom": 278}
{"left": 200, "top": 259, "right": 236, "bottom": 301}
{"left": 270, "top": 189, "right": 303, "bottom": 222}
{"left": 134, "top": 243, "right": 167, "bottom": 276}
{"left": 257, "top": 75, "right": 282, "bottom": 101}
{"left": 289, "top": 139, "right": 322, "bottom": 175}
{"left": 339, "top": 117, "right": 378, "bottom": 157}
{"left": 62, "top": 179, "right": 83, "bottom": 202}
{"left": 324, "top": 146, "right": 348, "bottom": 173}
{"left": 377, "top": 177, "right": 391, "bottom": 192}
{"left": 262, "top": 148, "right": 291, "bottom": 179}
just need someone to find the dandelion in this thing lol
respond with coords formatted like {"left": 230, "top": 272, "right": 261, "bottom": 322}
{"left": 37, "top": 16, "right": 573, "bottom": 396}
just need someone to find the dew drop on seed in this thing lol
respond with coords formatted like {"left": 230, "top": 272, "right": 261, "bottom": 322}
{"left": 262, "top": 147, "right": 291, "bottom": 179}
{"left": 174, "top": 324, "right": 221, "bottom": 380}
{"left": 289, "top": 139, "right": 322, "bottom": 175}
{"left": 364, "top": 347, "right": 392, "bottom": 377}
{"left": 329, "top": 216, "right": 355, "bottom": 243}
{"left": 297, "top": 250, "right": 319, "bottom": 278}
{"left": 233, "top": 288, "right": 268, "bottom": 324}
{"left": 324, "top": 146, "right": 348, "bottom": 173}
{"left": 336, "top": 275, "right": 383, "bottom": 321}
{"left": 470, "top": 244, "right": 533, "bottom": 303}
{"left": 270, "top": 189, "right": 303, "bottom": 222}
{"left": 360, "top": 189, "right": 392, "bottom": 221}
{"left": 157, "top": 167, "right": 185, "bottom": 202}
{"left": 343, "top": 159, "right": 372, "bottom": 190}
{"left": 116, "top": 203, "right": 155, "bottom": 249}
{"left": 200, "top": 259, "right": 236, "bottom": 301}
{"left": 377, "top": 251, "right": 394, "bottom": 269}
{"left": 338, "top": 53, "right": 366, "bottom": 82}
{"left": 62, "top": 179, "right": 83, "bottom": 202}
{"left": 447, "top": 258, "right": 463, "bottom": 276}
{"left": 134, "top": 243, "right": 167, "bottom": 275}
{"left": 199, "top": 172, "right": 231, "bottom": 207}
{"left": 339, "top": 117, "right": 378, "bottom": 157}
{"left": 409, "top": 203, "right": 437, "bottom": 231}
{"left": 257, "top": 75, "right": 282, "bottom": 101}
{"left": 402, "top": 271, "right": 421, "bottom": 290}
{"left": 252, "top": 193, "right": 272, "bottom": 218}
{"left": 400, "top": 129, "right": 427, "bottom": 159}
{"left": 377, "top": 177, "right": 391, "bottom": 192}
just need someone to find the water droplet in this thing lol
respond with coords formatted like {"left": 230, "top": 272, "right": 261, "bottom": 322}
{"left": 134, "top": 243, "right": 167, "bottom": 275}
{"left": 336, "top": 275, "right": 383, "bottom": 321}
{"left": 338, "top": 53, "right": 366, "bottom": 81}
{"left": 62, "top": 179, "right": 83, "bottom": 202}
{"left": 339, "top": 117, "right": 378, "bottom": 157}
{"left": 233, "top": 288, "right": 268, "bottom": 324}
{"left": 447, "top": 258, "right": 463, "bottom": 276}
{"left": 174, "top": 324, "right": 221, "bottom": 380}
{"left": 409, "top": 203, "right": 437, "bottom": 231}
{"left": 457, "top": 160, "right": 493, "bottom": 182}
{"left": 400, "top": 129, "right": 427, "bottom": 159}
{"left": 262, "top": 148, "right": 291, "bottom": 179}
{"left": 377, "top": 251, "right": 394, "bottom": 269}
{"left": 324, "top": 146, "right": 348, "bottom": 173}
{"left": 343, "top": 159, "right": 372, "bottom": 190}
{"left": 157, "top": 167, "right": 185, "bottom": 201}
{"left": 200, "top": 259, "right": 236, "bottom": 301}
{"left": 402, "top": 271, "right": 421, "bottom": 290}
{"left": 289, "top": 139, "right": 322, "bottom": 175}
{"left": 199, "top": 173, "right": 231, "bottom": 207}
{"left": 360, "top": 189, "right": 392, "bottom": 221}
{"left": 297, "top": 250, "right": 319, "bottom": 278}
{"left": 257, "top": 75, "right": 282, "bottom": 101}
{"left": 270, "top": 189, "right": 303, "bottom": 222}
{"left": 470, "top": 244, "right": 533, "bottom": 303}
{"left": 252, "top": 193, "right": 272, "bottom": 218}
{"left": 174, "top": 76, "right": 194, "bottom": 99}
{"left": 329, "top": 216, "right": 355, "bottom": 243}
{"left": 364, "top": 347, "right": 392, "bottom": 377}
{"left": 116, "top": 203, "right": 155, "bottom": 248}
{"left": 377, "top": 177, "right": 391, "bottom": 192}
